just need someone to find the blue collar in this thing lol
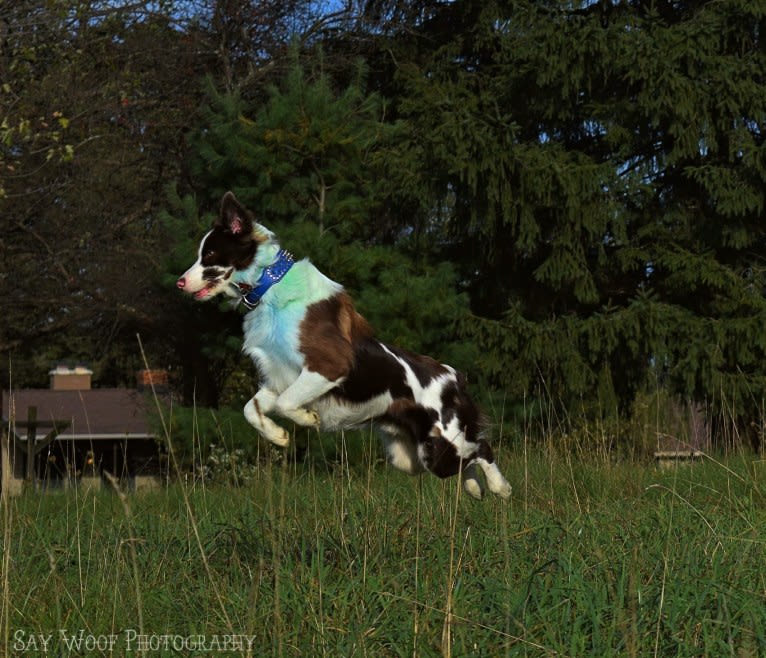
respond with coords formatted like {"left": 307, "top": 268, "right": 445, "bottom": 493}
{"left": 238, "top": 249, "right": 295, "bottom": 309}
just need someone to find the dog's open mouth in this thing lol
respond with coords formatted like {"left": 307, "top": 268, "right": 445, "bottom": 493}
{"left": 193, "top": 284, "right": 216, "bottom": 300}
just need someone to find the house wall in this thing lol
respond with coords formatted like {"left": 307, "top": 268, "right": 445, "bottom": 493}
{"left": 1, "top": 429, "right": 24, "bottom": 498}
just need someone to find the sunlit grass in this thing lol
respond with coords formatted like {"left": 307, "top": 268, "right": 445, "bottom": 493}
{"left": 2, "top": 446, "right": 765, "bottom": 657}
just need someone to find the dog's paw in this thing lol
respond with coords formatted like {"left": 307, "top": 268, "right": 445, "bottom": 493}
{"left": 282, "top": 407, "right": 321, "bottom": 428}
{"left": 266, "top": 427, "right": 290, "bottom": 447}
{"left": 304, "top": 409, "right": 320, "bottom": 427}
{"left": 491, "top": 479, "right": 512, "bottom": 500}
{"left": 461, "top": 463, "right": 484, "bottom": 500}
{"left": 480, "top": 462, "right": 512, "bottom": 501}
{"left": 462, "top": 476, "right": 484, "bottom": 500}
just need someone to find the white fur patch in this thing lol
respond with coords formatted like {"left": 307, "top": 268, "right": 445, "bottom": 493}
{"left": 380, "top": 432, "right": 424, "bottom": 475}
{"left": 380, "top": 344, "right": 476, "bottom": 459}
{"left": 314, "top": 392, "right": 393, "bottom": 432}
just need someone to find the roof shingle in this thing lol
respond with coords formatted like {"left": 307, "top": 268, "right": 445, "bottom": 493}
{"left": 2, "top": 389, "right": 156, "bottom": 439}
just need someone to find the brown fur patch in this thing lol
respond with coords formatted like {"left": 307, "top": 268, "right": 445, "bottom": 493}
{"left": 387, "top": 398, "right": 418, "bottom": 415}
{"left": 299, "top": 293, "right": 373, "bottom": 381}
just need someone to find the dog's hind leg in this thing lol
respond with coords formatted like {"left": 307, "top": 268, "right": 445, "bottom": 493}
{"left": 379, "top": 429, "right": 424, "bottom": 475}
{"left": 273, "top": 368, "right": 340, "bottom": 428}
{"left": 477, "top": 459, "right": 511, "bottom": 499}
{"left": 475, "top": 440, "right": 512, "bottom": 499}
{"left": 244, "top": 389, "right": 291, "bottom": 447}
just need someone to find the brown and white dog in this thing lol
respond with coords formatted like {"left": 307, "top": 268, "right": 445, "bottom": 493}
{"left": 177, "top": 192, "right": 511, "bottom": 499}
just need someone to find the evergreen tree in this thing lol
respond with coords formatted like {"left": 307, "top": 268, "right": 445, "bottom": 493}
{"left": 192, "top": 56, "right": 386, "bottom": 237}
{"left": 165, "top": 55, "right": 475, "bottom": 406}
{"left": 371, "top": 0, "right": 766, "bottom": 436}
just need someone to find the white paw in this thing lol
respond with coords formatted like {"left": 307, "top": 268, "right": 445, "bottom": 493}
{"left": 301, "top": 408, "right": 321, "bottom": 427}
{"left": 266, "top": 427, "right": 290, "bottom": 447}
{"left": 479, "top": 460, "right": 512, "bottom": 500}
{"left": 282, "top": 407, "right": 320, "bottom": 427}
{"left": 461, "top": 463, "right": 484, "bottom": 499}
{"left": 463, "top": 476, "right": 484, "bottom": 500}
{"left": 490, "top": 479, "right": 512, "bottom": 500}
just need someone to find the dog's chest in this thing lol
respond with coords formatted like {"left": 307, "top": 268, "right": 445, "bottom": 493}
{"left": 242, "top": 303, "right": 307, "bottom": 385}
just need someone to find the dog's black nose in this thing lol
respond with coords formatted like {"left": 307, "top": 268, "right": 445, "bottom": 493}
{"left": 176, "top": 277, "right": 186, "bottom": 289}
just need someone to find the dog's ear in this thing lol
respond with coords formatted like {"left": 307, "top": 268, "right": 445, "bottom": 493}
{"left": 218, "top": 191, "right": 253, "bottom": 236}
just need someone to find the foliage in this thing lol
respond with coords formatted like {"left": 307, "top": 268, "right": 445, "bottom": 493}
{"left": 3, "top": 0, "right": 766, "bottom": 450}
{"left": 169, "top": 55, "right": 474, "bottom": 378}
{"left": 195, "top": 443, "right": 262, "bottom": 486}
{"left": 0, "top": 0, "right": 331, "bottom": 391}
{"left": 374, "top": 0, "right": 766, "bottom": 428}
{"left": 156, "top": 402, "right": 263, "bottom": 469}
{"left": 0, "top": 0, "right": 212, "bottom": 386}
{"left": 193, "top": 55, "right": 389, "bottom": 235}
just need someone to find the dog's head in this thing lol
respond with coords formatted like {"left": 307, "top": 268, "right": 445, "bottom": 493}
{"left": 177, "top": 192, "right": 273, "bottom": 301}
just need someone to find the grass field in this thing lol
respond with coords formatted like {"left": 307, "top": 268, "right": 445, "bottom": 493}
{"left": 2, "top": 444, "right": 765, "bottom": 657}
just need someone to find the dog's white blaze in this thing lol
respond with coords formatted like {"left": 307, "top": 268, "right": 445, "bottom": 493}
{"left": 197, "top": 229, "right": 214, "bottom": 259}
{"left": 180, "top": 263, "right": 208, "bottom": 294}
{"left": 178, "top": 229, "right": 238, "bottom": 298}
{"left": 179, "top": 229, "right": 212, "bottom": 289}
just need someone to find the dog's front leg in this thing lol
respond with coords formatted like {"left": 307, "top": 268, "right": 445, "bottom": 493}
{"left": 244, "top": 389, "right": 290, "bottom": 447}
{"left": 273, "top": 368, "right": 341, "bottom": 428}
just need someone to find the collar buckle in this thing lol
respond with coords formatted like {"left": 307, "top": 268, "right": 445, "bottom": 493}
{"left": 239, "top": 250, "right": 294, "bottom": 310}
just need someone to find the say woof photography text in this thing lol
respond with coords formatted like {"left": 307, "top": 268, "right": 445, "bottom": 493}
{"left": 13, "top": 629, "right": 258, "bottom": 654}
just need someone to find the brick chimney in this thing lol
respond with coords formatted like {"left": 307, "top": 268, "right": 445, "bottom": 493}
{"left": 49, "top": 364, "right": 93, "bottom": 390}
{"left": 136, "top": 369, "right": 169, "bottom": 392}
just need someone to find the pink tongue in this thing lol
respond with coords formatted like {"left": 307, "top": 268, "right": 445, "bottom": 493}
{"left": 194, "top": 287, "right": 211, "bottom": 299}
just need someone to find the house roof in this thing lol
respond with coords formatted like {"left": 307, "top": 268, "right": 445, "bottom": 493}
{"left": 2, "top": 389, "right": 158, "bottom": 440}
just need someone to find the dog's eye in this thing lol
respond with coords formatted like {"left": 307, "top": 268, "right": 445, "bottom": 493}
{"left": 203, "top": 249, "right": 216, "bottom": 260}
